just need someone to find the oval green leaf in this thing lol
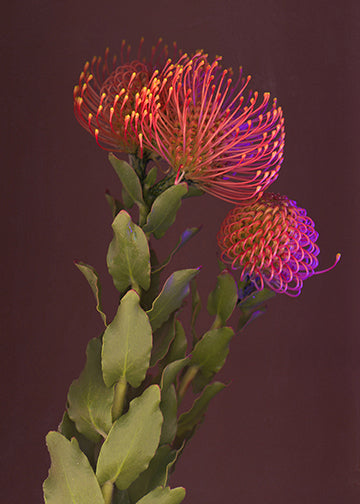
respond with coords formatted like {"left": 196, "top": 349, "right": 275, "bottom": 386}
{"left": 190, "top": 279, "right": 202, "bottom": 340}
{"left": 107, "top": 210, "right": 150, "bottom": 294}
{"left": 102, "top": 290, "right": 152, "bottom": 388}
{"left": 43, "top": 431, "right": 104, "bottom": 504}
{"left": 136, "top": 486, "right": 186, "bottom": 504}
{"left": 143, "top": 183, "right": 188, "bottom": 239}
{"left": 128, "top": 445, "right": 177, "bottom": 503}
{"left": 67, "top": 338, "right": 114, "bottom": 442}
{"left": 207, "top": 271, "right": 238, "bottom": 326}
{"left": 75, "top": 262, "right": 107, "bottom": 325}
{"left": 105, "top": 190, "right": 124, "bottom": 218}
{"left": 58, "top": 412, "right": 95, "bottom": 466}
{"left": 159, "top": 384, "right": 178, "bottom": 445}
{"left": 154, "top": 227, "right": 200, "bottom": 273}
{"left": 239, "top": 287, "right": 276, "bottom": 309}
{"left": 163, "top": 320, "right": 188, "bottom": 365}
{"left": 109, "top": 153, "right": 145, "bottom": 208}
{"left": 160, "top": 357, "right": 189, "bottom": 393}
{"left": 191, "top": 327, "right": 234, "bottom": 380}
{"left": 176, "top": 382, "right": 226, "bottom": 440}
{"left": 150, "top": 314, "right": 176, "bottom": 367}
{"left": 96, "top": 385, "right": 163, "bottom": 490}
{"left": 147, "top": 269, "right": 199, "bottom": 331}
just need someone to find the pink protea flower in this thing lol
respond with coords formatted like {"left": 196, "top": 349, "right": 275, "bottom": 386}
{"left": 73, "top": 38, "right": 180, "bottom": 155}
{"left": 217, "top": 193, "right": 340, "bottom": 296}
{"left": 141, "top": 53, "right": 285, "bottom": 203}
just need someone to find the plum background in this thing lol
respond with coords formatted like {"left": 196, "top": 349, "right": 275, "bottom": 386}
{"left": 2, "top": 0, "right": 360, "bottom": 502}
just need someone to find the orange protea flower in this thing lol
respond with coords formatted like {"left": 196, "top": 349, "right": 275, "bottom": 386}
{"left": 141, "top": 53, "right": 285, "bottom": 203}
{"left": 217, "top": 193, "right": 340, "bottom": 296}
{"left": 73, "top": 38, "right": 180, "bottom": 155}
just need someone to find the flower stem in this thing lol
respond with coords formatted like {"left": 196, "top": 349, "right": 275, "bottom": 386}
{"left": 178, "top": 366, "right": 199, "bottom": 404}
{"left": 148, "top": 174, "right": 176, "bottom": 202}
{"left": 112, "top": 377, "right": 127, "bottom": 422}
{"left": 101, "top": 481, "right": 114, "bottom": 504}
{"left": 128, "top": 153, "right": 149, "bottom": 181}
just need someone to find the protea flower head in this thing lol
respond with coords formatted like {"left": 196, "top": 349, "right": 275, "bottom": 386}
{"left": 217, "top": 193, "right": 340, "bottom": 296}
{"left": 73, "top": 38, "right": 180, "bottom": 155}
{"left": 141, "top": 53, "right": 285, "bottom": 203}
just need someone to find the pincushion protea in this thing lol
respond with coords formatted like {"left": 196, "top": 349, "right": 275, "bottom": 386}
{"left": 141, "top": 53, "right": 285, "bottom": 203}
{"left": 73, "top": 39, "right": 180, "bottom": 155}
{"left": 217, "top": 193, "right": 340, "bottom": 296}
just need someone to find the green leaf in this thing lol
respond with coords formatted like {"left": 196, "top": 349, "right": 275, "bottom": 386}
{"left": 113, "top": 489, "right": 131, "bottom": 504}
{"left": 207, "top": 271, "right": 238, "bottom": 326}
{"left": 191, "top": 327, "right": 234, "bottom": 389}
{"left": 107, "top": 210, "right": 150, "bottom": 294}
{"left": 105, "top": 190, "right": 124, "bottom": 218}
{"left": 190, "top": 279, "right": 201, "bottom": 341}
{"left": 75, "top": 262, "right": 107, "bottom": 325}
{"left": 217, "top": 258, "right": 227, "bottom": 272}
{"left": 128, "top": 446, "right": 177, "bottom": 503}
{"left": 136, "top": 487, "right": 186, "bottom": 504}
{"left": 43, "top": 431, "right": 104, "bottom": 504}
{"left": 237, "top": 305, "right": 267, "bottom": 331}
{"left": 237, "top": 284, "right": 275, "bottom": 331}
{"left": 109, "top": 153, "right": 145, "bottom": 208}
{"left": 154, "top": 227, "right": 201, "bottom": 273}
{"left": 159, "top": 385, "right": 178, "bottom": 445}
{"left": 239, "top": 287, "right": 276, "bottom": 309}
{"left": 150, "top": 314, "right": 176, "bottom": 367}
{"left": 176, "top": 382, "right": 225, "bottom": 440}
{"left": 147, "top": 269, "right": 199, "bottom": 331}
{"left": 143, "top": 183, "right": 188, "bottom": 239}
{"left": 67, "top": 338, "right": 114, "bottom": 442}
{"left": 162, "top": 320, "right": 187, "bottom": 365}
{"left": 141, "top": 249, "right": 161, "bottom": 311}
{"left": 58, "top": 412, "right": 95, "bottom": 467}
{"left": 143, "top": 166, "right": 158, "bottom": 190}
{"left": 102, "top": 290, "right": 152, "bottom": 388}
{"left": 184, "top": 183, "right": 204, "bottom": 198}
{"left": 160, "top": 358, "right": 189, "bottom": 393}
{"left": 159, "top": 359, "right": 189, "bottom": 445}
{"left": 122, "top": 187, "right": 135, "bottom": 209}
{"left": 96, "top": 385, "right": 163, "bottom": 490}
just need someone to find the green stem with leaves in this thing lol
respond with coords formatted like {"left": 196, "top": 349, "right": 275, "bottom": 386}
{"left": 43, "top": 152, "right": 272, "bottom": 504}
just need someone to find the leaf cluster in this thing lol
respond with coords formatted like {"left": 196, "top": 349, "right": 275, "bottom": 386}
{"left": 43, "top": 154, "right": 273, "bottom": 504}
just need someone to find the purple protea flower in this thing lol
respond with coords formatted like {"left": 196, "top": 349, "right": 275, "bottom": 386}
{"left": 217, "top": 193, "right": 340, "bottom": 296}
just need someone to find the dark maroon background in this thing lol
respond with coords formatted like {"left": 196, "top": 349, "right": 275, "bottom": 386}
{"left": 3, "top": 1, "right": 360, "bottom": 502}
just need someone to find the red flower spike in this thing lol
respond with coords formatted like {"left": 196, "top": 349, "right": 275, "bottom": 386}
{"left": 217, "top": 193, "right": 340, "bottom": 296}
{"left": 73, "top": 39, "right": 181, "bottom": 155}
{"left": 141, "top": 53, "right": 285, "bottom": 203}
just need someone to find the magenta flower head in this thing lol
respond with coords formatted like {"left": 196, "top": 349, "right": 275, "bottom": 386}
{"left": 141, "top": 53, "right": 285, "bottom": 203}
{"left": 73, "top": 38, "right": 180, "bottom": 156}
{"left": 217, "top": 193, "right": 340, "bottom": 296}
